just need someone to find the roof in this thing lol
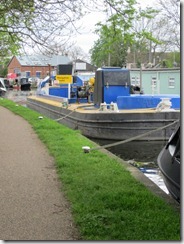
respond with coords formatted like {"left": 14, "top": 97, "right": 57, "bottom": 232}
{"left": 16, "top": 55, "right": 71, "bottom": 66}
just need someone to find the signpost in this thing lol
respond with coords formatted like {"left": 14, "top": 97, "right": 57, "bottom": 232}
{"left": 56, "top": 75, "right": 73, "bottom": 84}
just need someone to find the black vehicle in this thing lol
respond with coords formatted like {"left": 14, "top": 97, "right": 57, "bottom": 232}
{"left": 157, "top": 122, "right": 180, "bottom": 203}
{"left": 20, "top": 77, "right": 31, "bottom": 91}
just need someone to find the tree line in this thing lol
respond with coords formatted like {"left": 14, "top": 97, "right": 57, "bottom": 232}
{"left": 0, "top": 0, "right": 180, "bottom": 76}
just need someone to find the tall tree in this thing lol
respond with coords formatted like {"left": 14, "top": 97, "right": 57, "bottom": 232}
{"left": 0, "top": 32, "right": 20, "bottom": 63}
{"left": 157, "top": 0, "right": 180, "bottom": 50}
{"left": 133, "top": 0, "right": 180, "bottom": 67}
{"left": 90, "top": 0, "right": 158, "bottom": 67}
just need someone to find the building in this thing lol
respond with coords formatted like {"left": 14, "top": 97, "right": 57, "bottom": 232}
{"left": 7, "top": 55, "right": 71, "bottom": 79}
{"left": 130, "top": 68, "right": 180, "bottom": 95}
{"left": 7, "top": 56, "right": 97, "bottom": 80}
{"left": 7, "top": 55, "right": 179, "bottom": 95}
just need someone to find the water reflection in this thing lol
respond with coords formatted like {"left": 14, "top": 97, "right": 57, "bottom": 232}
{"left": 92, "top": 139, "right": 166, "bottom": 162}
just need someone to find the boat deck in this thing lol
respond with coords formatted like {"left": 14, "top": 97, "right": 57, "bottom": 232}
{"left": 28, "top": 95, "right": 161, "bottom": 114}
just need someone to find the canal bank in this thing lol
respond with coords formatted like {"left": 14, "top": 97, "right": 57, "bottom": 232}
{"left": 0, "top": 96, "right": 180, "bottom": 240}
{"left": 4, "top": 90, "right": 173, "bottom": 196}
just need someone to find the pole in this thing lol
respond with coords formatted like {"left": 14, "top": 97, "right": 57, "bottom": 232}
{"left": 140, "top": 64, "right": 142, "bottom": 93}
{"left": 48, "top": 64, "right": 51, "bottom": 86}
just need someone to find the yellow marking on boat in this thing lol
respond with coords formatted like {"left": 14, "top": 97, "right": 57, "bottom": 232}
{"left": 28, "top": 96, "right": 62, "bottom": 107}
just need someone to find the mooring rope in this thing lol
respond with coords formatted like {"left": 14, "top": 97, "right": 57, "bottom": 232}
{"left": 83, "top": 119, "right": 179, "bottom": 152}
{"left": 54, "top": 105, "right": 83, "bottom": 122}
{"left": 55, "top": 109, "right": 77, "bottom": 121}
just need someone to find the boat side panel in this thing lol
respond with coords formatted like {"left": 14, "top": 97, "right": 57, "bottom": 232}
{"left": 27, "top": 97, "right": 180, "bottom": 141}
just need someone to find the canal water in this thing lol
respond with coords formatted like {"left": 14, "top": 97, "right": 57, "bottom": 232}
{"left": 91, "top": 138, "right": 169, "bottom": 194}
{"left": 91, "top": 139, "right": 166, "bottom": 162}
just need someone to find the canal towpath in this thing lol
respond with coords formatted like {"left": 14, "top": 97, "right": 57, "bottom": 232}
{"left": 0, "top": 106, "right": 80, "bottom": 240}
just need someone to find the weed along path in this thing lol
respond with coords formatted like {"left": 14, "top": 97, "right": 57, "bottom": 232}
{"left": 0, "top": 106, "right": 79, "bottom": 240}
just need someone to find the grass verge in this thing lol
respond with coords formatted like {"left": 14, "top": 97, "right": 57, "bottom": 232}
{"left": 0, "top": 98, "right": 180, "bottom": 240}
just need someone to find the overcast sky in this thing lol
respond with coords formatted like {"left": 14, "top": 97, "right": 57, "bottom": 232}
{"left": 73, "top": 0, "right": 156, "bottom": 55}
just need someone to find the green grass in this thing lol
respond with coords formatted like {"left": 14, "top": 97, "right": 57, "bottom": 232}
{"left": 0, "top": 98, "right": 180, "bottom": 240}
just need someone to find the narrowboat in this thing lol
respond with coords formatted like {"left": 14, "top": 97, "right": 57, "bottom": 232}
{"left": 27, "top": 67, "right": 180, "bottom": 141}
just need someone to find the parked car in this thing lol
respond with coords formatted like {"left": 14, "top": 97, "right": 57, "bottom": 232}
{"left": 20, "top": 77, "right": 31, "bottom": 91}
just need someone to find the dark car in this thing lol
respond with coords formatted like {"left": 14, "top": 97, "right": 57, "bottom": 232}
{"left": 20, "top": 78, "right": 31, "bottom": 91}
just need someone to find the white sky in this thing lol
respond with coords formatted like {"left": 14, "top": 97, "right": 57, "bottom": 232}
{"left": 73, "top": 0, "right": 156, "bottom": 55}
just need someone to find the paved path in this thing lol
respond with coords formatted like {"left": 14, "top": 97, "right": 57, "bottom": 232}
{"left": 0, "top": 106, "right": 79, "bottom": 240}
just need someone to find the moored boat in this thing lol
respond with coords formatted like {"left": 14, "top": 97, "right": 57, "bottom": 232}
{"left": 27, "top": 66, "right": 180, "bottom": 141}
{"left": 157, "top": 123, "right": 180, "bottom": 202}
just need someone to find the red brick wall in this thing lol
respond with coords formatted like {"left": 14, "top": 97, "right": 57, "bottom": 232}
{"left": 8, "top": 56, "right": 21, "bottom": 74}
{"left": 8, "top": 56, "right": 54, "bottom": 79}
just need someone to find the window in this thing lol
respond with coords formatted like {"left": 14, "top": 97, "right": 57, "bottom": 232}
{"left": 14, "top": 68, "right": 20, "bottom": 74}
{"left": 25, "top": 71, "right": 31, "bottom": 77}
{"left": 131, "top": 76, "right": 140, "bottom": 85}
{"left": 168, "top": 77, "right": 175, "bottom": 88}
{"left": 151, "top": 77, "right": 157, "bottom": 88}
{"left": 36, "top": 71, "right": 41, "bottom": 78}
{"left": 135, "top": 77, "right": 140, "bottom": 85}
{"left": 131, "top": 76, "right": 136, "bottom": 85}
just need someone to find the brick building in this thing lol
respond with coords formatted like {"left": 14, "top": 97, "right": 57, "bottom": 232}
{"left": 7, "top": 55, "right": 71, "bottom": 79}
{"left": 7, "top": 56, "right": 97, "bottom": 80}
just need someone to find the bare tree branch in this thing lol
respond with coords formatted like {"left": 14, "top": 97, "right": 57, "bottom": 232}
{"left": 0, "top": 0, "right": 86, "bottom": 53}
